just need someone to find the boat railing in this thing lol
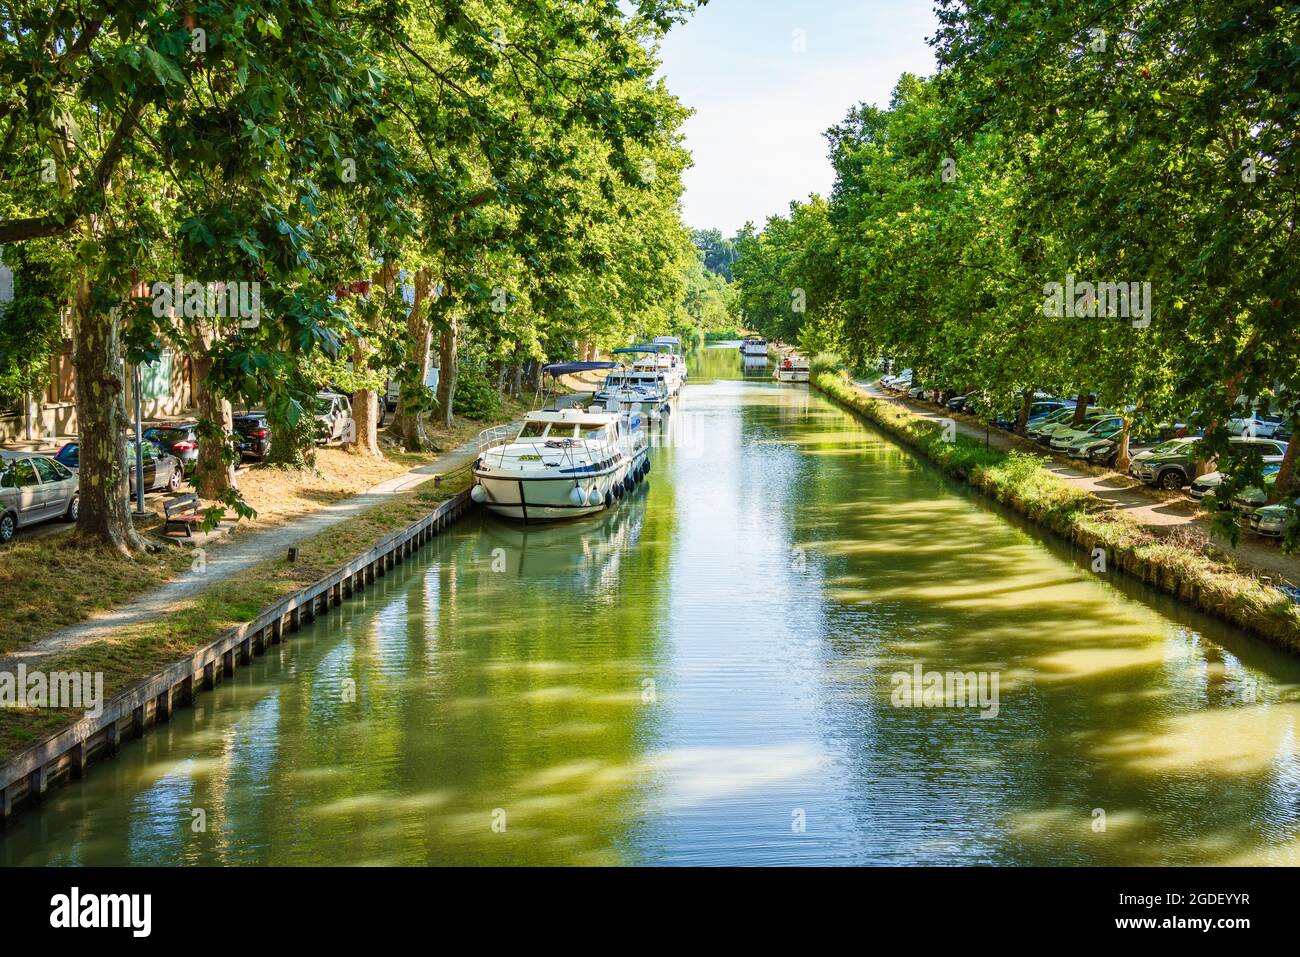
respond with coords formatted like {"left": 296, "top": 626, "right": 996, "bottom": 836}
{"left": 477, "top": 423, "right": 518, "bottom": 452}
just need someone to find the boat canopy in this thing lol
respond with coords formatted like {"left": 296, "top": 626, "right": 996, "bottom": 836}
{"left": 614, "top": 343, "right": 675, "bottom": 355}
{"left": 542, "top": 361, "right": 620, "bottom": 376}
{"left": 652, "top": 336, "right": 681, "bottom": 346}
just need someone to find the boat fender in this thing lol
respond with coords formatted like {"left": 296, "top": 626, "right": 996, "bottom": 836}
{"left": 470, "top": 484, "right": 487, "bottom": 504}
{"left": 604, "top": 490, "right": 614, "bottom": 508}
{"left": 569, "top": 486, "right": 586, "bottom": 506}
{"left": 623, "top": 475, "right": 634, "bottom": 493}
{"left": 643, "top": 460, "right": 651, "bottom": 476}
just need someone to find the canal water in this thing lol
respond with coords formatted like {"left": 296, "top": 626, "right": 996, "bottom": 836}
{"left": 5, "top": 344, "right": 1300, "bottom": 865}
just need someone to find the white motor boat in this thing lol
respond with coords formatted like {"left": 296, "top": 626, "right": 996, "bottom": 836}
{"left": 740, "top": 335, "right": 768, "bottom": 357}
{"left": 625, "top": 338, "right": 686, "bottom": 395}
{"left": 471, "top": 402, "right": 650, "bottom": 522}
{"left": 773, "top": 352, "right": 811, "bottom": 383}
{"left": 593, "top": 368, "right": 671, "bottom": 419}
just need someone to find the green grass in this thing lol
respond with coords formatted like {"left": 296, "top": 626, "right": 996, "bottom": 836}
{"left": 815, "top": 371, "right": 1300, "bottom": 654}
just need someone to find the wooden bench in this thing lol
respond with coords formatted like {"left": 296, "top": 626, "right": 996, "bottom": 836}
{"left": 163, "top": 494, "right": 202, "bottom": 537}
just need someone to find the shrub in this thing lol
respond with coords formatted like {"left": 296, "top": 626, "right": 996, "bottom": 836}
{"left": 809, "top": 351, "right": 845, "bottom": 376}
{"left": 452, "top": 361, "right": 501, "bottom": 420}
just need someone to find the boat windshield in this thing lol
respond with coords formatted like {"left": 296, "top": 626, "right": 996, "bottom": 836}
{"left": 580, "top": 424, "right": 608, "bottom": 440}
{"left": 518, "top": 421, "right": 549, "bottom": 438}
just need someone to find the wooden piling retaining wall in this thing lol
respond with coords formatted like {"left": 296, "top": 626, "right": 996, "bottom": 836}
{"left": 0, "top": 489, "right": 473, "bottom": 826}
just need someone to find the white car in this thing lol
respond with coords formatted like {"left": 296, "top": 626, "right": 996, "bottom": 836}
{"left": 315, "top": 392, "right": 356, "bottom": 445}
{"left": 1228, "top": 414, "right": 1285, "bottom": 439}
{"left": 0, "top": 451, "right": 79, "bottom": 543}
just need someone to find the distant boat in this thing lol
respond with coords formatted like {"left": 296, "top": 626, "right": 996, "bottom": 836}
{"left": 740, "top": 335, "right": 768, "bottom": 357}
{"left": 471, "top": 405, "right": 649, "bottom": 522}
{"left": 773, "top": 352, "right": 810, "bottom": 383}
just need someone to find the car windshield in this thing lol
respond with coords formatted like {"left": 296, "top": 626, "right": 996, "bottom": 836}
{"left": 1149, "top": 438, "right": 1194, "bottom": 454}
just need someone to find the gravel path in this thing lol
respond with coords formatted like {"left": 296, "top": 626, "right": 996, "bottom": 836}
{"left": 0, "top": 433, "right": 494, "bottom": 674}
{"left": 853, "top": 380, "right": 1300, "bottom": 588}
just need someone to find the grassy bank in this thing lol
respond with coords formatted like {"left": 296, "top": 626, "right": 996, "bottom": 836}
{"left": 0, "top": 403, "right": 525, "bottom": 658}
{"left": 814, "top": 371, "right": 1300, "bottom": 654}
{"left": 0, "top": 474, "right": 472, "bottom": 762}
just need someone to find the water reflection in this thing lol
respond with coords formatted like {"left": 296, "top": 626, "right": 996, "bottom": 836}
{"left": 3, "top": 346, "right": 1300, "bottom": 866}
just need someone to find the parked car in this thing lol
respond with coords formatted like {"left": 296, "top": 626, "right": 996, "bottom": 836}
{"left": 0, "top": 451, "right": 78, "bottom": 543}
{"left": 52, "top": 442, "right": 80, "bottom": 469}
{"left": 1250, "top": 498, "right": 1299, "bottom": 538}
{"left": 1030, "top": 408, "right": 1113, "bottom": 444}
{"left": 1024, "top": 406, "right": 1075, "bottom": 433}
{"left": 1130, "top": 435, "right": 1287, "bottom": 490}
{"left": 315, "top": 391, "right": 355, "bottom": 445}
{"left": 1227, "top": 413, "right": 1285, "bottom": 439}
{"left": 946, "top": 395, "right": 969, "bottom": 412}
{"left": 43, "top": 439, "right": 182, "bottom": 494}
{"left": 1050, "top": 415, "right": 1124, "bottom": 453}
{"left": 233, "top": 412, "right": 272, "bottom": 459}
{"left": 143, "top": 421, "right": 202, "bottom": 474}
{"left": 1078, "top": 433, "right": 1162, "bottom": 467}
{"left": 1232, "top": 465, "right": 1284, "bottom": 514}
{"left": 1188, "top": 470, "right": 1225, "bottom": 502}
{"left": 127, "top": 439, "right": 184, "bottom": 494}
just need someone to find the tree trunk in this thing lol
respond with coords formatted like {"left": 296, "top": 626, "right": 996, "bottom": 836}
{"left": 391, "top": 268, "right": 434, "bottom": 450}
{"left": 436, "top": 317, "right": 458, "bottom": 429}
{"left": 1014, "top": 387, "right": 1034, "bottom": 435}
{"left": 190, "top": 346, "right": 236, "bottom": 500}
{"left": 348, "top": 334, "right": 382, "bottom": 457}
{"left": 1071, "top": 392, "right": 1089, "bottom": 426}
{"left": 1114, "top": 414, "right": 1133, "bottom": 473}
{"left": 70, "top": 281, "right": 149, "bottom": 555}
{"left": 1269, "top": 412, "right": 1300, "bottom": 502}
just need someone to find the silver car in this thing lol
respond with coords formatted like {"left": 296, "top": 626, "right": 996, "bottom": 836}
{"left": 0, "top": 450, "right": 79, "bottom": 543}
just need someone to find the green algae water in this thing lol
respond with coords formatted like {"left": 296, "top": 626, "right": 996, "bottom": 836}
{"left": 5, "top": 344, "right": 1300, "bottom": 865}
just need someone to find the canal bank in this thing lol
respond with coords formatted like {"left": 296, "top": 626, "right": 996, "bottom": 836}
{"left": 0, "top": 477, "right": 477, "bottom": 824}
{"left": 5, "top": 346, "right": 1300, "bottom": 865}
{"left": 811, "top": 370, "right": 1300, "bottom": 656}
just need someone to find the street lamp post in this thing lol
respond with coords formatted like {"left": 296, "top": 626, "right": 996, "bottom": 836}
{"left": 133, "top": 364, "right": 146, "bottom": 516}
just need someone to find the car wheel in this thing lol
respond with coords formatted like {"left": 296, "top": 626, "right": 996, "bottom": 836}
{"left": 168, "top": 468, "right": 182, "bottom": 492}
{"left": 0, "top": 512, "right": 15, "bottom": 543}
{"left": 1158, "top": 469, "right": 1185, "bottom": 490}
{"left": 65, "top": 494, "right": 78, "bottom": 522}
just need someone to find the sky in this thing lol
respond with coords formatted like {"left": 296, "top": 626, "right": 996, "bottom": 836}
{"left": 657, "top": 0, "right": 939, "bottom": 236}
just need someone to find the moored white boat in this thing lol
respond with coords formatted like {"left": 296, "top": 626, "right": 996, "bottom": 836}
{"left": 471, "top": 406, "right": 650, "bottom": 522}
{"left": 773, "top": 352, "right": 810, "bottom": 383}
{"left": 740, "top": 335, "right": 768, "bottom": 357}
{"left": 593, "top": 368, "right": 672, "bottom": 419}
{"left": 628, "top": 337, "right": 687, "bottom": 395}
